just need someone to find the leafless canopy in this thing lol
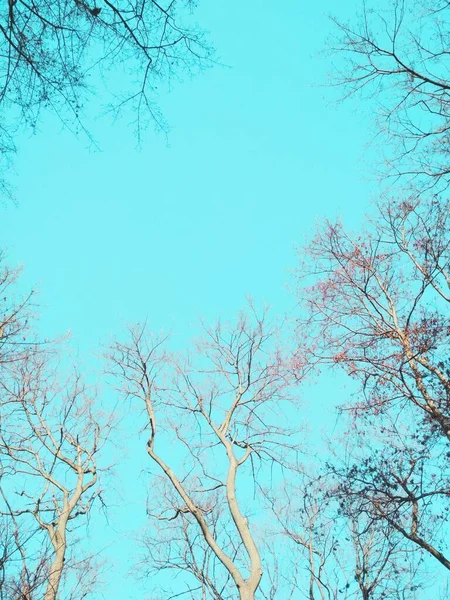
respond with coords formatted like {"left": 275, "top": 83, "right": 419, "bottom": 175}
{"left": 0, "top": 253, "right": 35, "bottom": 370}
{"left": 265, "top": 470, "right": 423, "bottom": 600}
{"left": 0, "top": 345, "right": 111, "bottom": 600}
{"left": 108, "top": 306, "right": 297, "bottom": 600}
{"left": 297, "top": 197, "right": 450, "bottom": 440}
{"left": 296, "top": 197, "right": 450, "bottom": 575}
{"left": 0, "top": 0, "right": 211, "bottom": 189}
{"left": 330, "top": 0, "right": 450, "bottom": 191}
{"left": 332, "top": 418, "right": 450, "bottom": 574}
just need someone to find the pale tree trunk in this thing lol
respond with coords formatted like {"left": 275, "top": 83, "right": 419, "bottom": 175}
{"left": 147, "top": 409, "right": 263, "bottom": 600}
{"left": 43, "top": 487, "right": 80, "bottom": 600}
{"left": 225, "top": 449, "right": 262, "bottom": 599}
{"left": 239, "top": 586, "right": 255, "bottom": 600}
{"left": 44, "top": 529, "right": 66, "bottom": 600}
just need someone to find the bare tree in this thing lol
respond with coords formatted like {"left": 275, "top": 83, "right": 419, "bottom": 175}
{"left": 0, "top": 252, "right": 35, "bottom": 371}
{"left": 0, "top": 512, "right": 50, "bottom": 600}
{"left": 0, "top": 0, "right": 212, "bottom": 193}
{"left": 265, "top": 476, "right": 344, "bottom": 600}
{"left": 295, "top": 196, "right": 450, "bottom": 573}
{"left": 265, "top": 472, "right": 423, "bottom": 600}
{"left": 296, "top": 197, "right": 450, "bottom": 440}
{"left": 330, "top": 0, "right": 450, "bottom": 191}
{"left": 108, "top": 306, "right": 297, "bottom": 600}
{"left": 332, "top": 415, "right": 450, "bottom": 573}
{"left": 0, "top": 347, "right": 111, "bottom": 600}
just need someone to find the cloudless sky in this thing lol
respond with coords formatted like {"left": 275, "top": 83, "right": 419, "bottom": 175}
{"left": 0, "top": 1, "right": 384, "bottom": 597}
{"left": 1, "top": 0, "right": 374, "bottom": 351}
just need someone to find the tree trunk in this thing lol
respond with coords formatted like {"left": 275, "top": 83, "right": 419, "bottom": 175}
{"left": 44, "top": 534, "right": 66, "bottom": 600}
{"left": 239, "top": 586, "right": 255, "bottom": 600}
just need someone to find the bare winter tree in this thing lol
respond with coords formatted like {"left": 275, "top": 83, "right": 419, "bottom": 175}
{"left": 0, "top": 346, "right": 111, "bottom": 600}
{"left": 295, "top": 196, "right": 450, "bottom": 574}
{"left": 332, "top": 413, "right": 450, "bottom": 574}
{"left": 265, "top": 472, "right": 423, "bottom": 600}
{"left": 330, "top": 0, "right": 450, "bottom": 191}
{"left": 0, "top": 252, "right": 35, "bottom": 371}
{"left": 0, "top": 512, "right": 50, "bottom": 600}
{"left": 265, "top": 475, "right": 347, "bottom": 600}
{"left": 108, "top": 306, "right": 297, "bottom": 600}
{"left": 296, "top": 197, "right": 450, "bottom": 440}
{"left": 0, "top": 0, "right": 212, "bottom": 194}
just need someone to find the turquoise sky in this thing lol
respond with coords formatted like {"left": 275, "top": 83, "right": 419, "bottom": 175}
{"left": 1, "top": 0, "right": 374, "bottom": 351}
{"left": 0, "top": 1, "right": 385, "bottom": 597}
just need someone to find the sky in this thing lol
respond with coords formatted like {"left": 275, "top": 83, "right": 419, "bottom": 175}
{"left": 1, "top": 0, "right": 375, "bottom": 352}
{"left": 0, "top": 1, "right": 388, "bottom": 597}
